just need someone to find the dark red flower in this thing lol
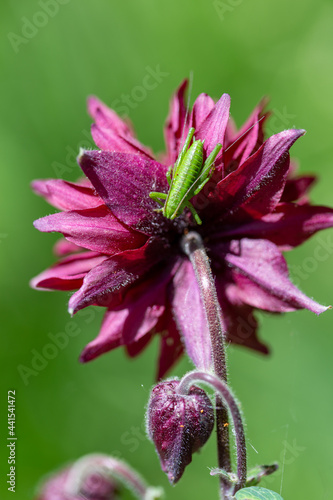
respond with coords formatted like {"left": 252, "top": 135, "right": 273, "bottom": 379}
{"left": 32, "top": 80, "right": 333, "bottom": 379}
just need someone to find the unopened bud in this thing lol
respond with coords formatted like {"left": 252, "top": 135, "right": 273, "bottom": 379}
{"left": 36, "top": 461, "right": 118, "bottom": 499}
{"left": 147, "top": 379, "right": 214, "bottom": 484}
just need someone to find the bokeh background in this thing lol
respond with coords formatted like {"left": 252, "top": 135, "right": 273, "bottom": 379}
{"left": 1, "top": 0, "right": 333, "bottom": 498}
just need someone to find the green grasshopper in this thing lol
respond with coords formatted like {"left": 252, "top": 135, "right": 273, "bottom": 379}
{"left": 149, "top": 127, "right": 222, "bottom": 225}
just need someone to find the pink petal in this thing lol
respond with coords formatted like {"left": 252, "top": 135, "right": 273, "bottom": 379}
{"left": 215, "top": 280, "right": 269, "bottom": 354}
{"left": 212, "top": 129, "right": 305, "bottom": 222}
{"left": 53, "top": 238, "right": 82, "bottom": 256}
{"left": 223, "top": 98, "right": 268, "bottom": 170}
{"left": 68, "top": 238, "right": 166, "bottom": 314}
{"left": 215, "top": 203, "right": 333, "bottom": 250}
{"left": 88, "top": 96, "right": 154, "bottom": 158}
{"left": 31, "top": 179, "right": 101, "bottom": 211}
{"left": 31, "top": 252, "right": 106, "bottom": 291}
{"left": 80, "top": 261, "right": 177, "bottom": 362}
{"left": 222, "top": 238, "right": 329, "bottom": 314}
{"left": 78, "top": 151, "right": 169, "bottom": 230}
{"left": 156, "top": 312, "right": 183, "bottom": 380}
{"left": 164, "top": 79, "right": 189, "bottom": 165}
{"left": 34, "top": 205, "right": 147, "bottom": 255}
{"left": 126, "top": 334, "right": 153, "bottom": 358}
{"left": 189, "top": 93, "right": 215, "bottom": 131}
{"left": 196, "top": 93, "right": 231, "bottom": 157}
{"left": 171, "top": 259, "right": 212, "bottom": 371}
{"left": 281, "top": 175, "right": 316, "bottom": 203}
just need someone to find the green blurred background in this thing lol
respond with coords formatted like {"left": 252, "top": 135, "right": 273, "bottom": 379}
{"left": 1, "top": 0, "right": 333, "bottom": 498}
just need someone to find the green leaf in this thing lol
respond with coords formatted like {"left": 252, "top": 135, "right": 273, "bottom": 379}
{"left": 235, "top": 486, "right": 284, "bottom": 500}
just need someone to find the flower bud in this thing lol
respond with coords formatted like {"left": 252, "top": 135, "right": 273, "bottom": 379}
{"left": 36, "top": 461, "right": 118, "bottom": 500}
{"left": 147, "top": 379, "right": 214, "bottom": 484}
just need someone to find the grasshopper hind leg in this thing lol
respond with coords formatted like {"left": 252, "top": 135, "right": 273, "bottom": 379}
{"left": 186, "top": 201, "right": 202, "bottom": 225}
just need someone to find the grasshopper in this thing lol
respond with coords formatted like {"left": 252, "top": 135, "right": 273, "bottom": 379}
{"left": 149, "top": 127, "right": 222, "bottom": 225}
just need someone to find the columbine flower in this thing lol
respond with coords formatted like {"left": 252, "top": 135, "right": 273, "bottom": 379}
{"left": 32, "top": 80, "right": 333, "bottom": 378}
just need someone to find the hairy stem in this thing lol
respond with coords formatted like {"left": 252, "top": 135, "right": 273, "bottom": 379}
{"left": 181, "top": 231, "right": 233, "bottom": 497}
{"left": 178, "top": 371, "right": 247, "bottom": 491}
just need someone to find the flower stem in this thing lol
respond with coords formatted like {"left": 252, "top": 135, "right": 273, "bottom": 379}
{"left": 181, "top": 231, "right": 233, "bottom": 497}
{"left": 177, "top": 371, "right": 247, "bottom": 491}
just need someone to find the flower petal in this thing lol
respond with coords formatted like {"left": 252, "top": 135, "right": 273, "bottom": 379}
{"left": 171, "top": 259, "right": 212, "bottom": 371}
{"left": 78, "top": 151, "right": 169, "bottom": 231}
{"left": 189, "top": 93, "right": 215, "bottom": 131}
{"left": 68, "top": 238, "right": 165, "bottom": 314}
{"left": 31, "top": 252, "right": 106, "bottom": 291}
{"left": 156, "top": 312, "right": 183, "bottom": 380}
{"left": 214, "top": 203, "right": 333, "bottom": 250}
{"left": 212, "top": 129, "right": 305, "bottom": 222}
{"left": 79, "top": 261, "right": 177, "bottom": 363}
{"left": 223, "top": 98, "right": 268, "bottom": 171}
{"left": 281, "top": 175, "right": 316, "bottom": 203}
{"left": 164, "top": 79, "right": 189, "bottom": 165}
{"left": 215, "top": 279, "right": 269, "bottom": 354}
{"left": 88, "top": 96, "right": 154, "bottom": 157}
{"left": 31, "top": 179, "right": 101, "bottom": 211}
{"left": 53, "top": 238, "right": 82, "bottom": 256}
{"left": 220, "top": 238, "right": 329, "bottom": 314}
{"left": 34, "top": 205, "right": 147, "bottom": 255}
{"left": 196, "top": 93, "right": 231, "bottom": 157}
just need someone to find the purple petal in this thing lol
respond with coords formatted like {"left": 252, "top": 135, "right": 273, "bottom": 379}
{"left": 171, "top": 259, "right": 212, "bottom": 371}
{"left": 126, "top": 333, "right": 153, "bottom": 358}
{"left": 53, "top": 238, "right": 82, "bottom": 256}
{"left": 196, "top": 93, "right": 231, "bottom": 156}
{"left": 189, "top": 93, "right": 215, "bottom": 131}
{"left": 212, "top": 129, "right": 305, "bottom": 222}
{"left": 281, "top": 175, "right": 316, "bottom": 202}
{"left": 78, "top": 151, "right": 169, "bottom": 231}
{"left": 31, "top": 252, "right": 106, "bottom": 291}
{"left": 88, "top": 96, "right": 154, "bottom": 157}
{"left": 80, "top": 261, "right": 177, "bottom": 362}
{"left": 164, "top": 79, "right": 189, "bottom": 165}
{"left": 215, "top": 279, "right": 269, "bottom": 353}
{"left": 34, "top": 205, "right": 147, "bottom": 255}
{"left": 155, "top": 311, "right": 184, "bottom": 380}
{"left": 31, "top": 179, "right": 101, "bottom": 211}
{"left": 223, "top": 98, "right": 268, "bottom": 169}
{"left": 215, "top": 203, "right": 333, "bottom": 250}
{"left": 68, "top": 238, "right": 165, "bottom": 314}
{"left": 219, "top": 238, "right": 330, "bottom": 314}
{"left": 88, "top": 96, "right": 133, "bottom": 135}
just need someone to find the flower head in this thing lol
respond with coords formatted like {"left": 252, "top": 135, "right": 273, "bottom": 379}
{"left": 147, "top": 379, "right": 214, "bottom": 484}
{"left": 32, "top": 80, "right": 333, "bottom": 378}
